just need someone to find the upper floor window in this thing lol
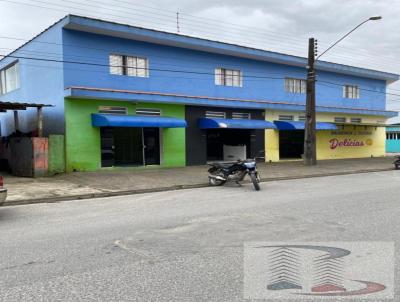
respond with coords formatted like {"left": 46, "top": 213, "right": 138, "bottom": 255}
{"left": 343, "top": 85, "right": 360, "bottom": 99}
{"left": 215, "top": 68, "right": 242, "bottom": 87}
{"left": 0, "top": 61, "right": 20, "bottom": 95}
{"left": 387, "top": 132, "right": 400, "bottom": 140}
{"left": 109, "top": 54, "right": 149, "bottom": 77}
{"left": 285, "top": 78, "right": 306, "bottom": 94}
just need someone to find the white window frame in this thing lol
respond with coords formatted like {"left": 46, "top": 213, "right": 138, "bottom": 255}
{"left": 334, "top": 117, "right": 347, "bottom": 123}
{"left": 109, "top": 54, "right": 149, "bottom": 78}
{"left": 232, "top": 112, "right": 251, "bottom": 119}
{"left": 215, "top": 68, "right": 242, "bottom": 87}
{"left": 0, "top": 61, "right": 20, "bottom": 95}
{"left": 285, "top": 78, "right": 306, "bottom": 94}
{"left": 98, "top": 106, "right": 128, "bottom": 115}
{"left": 278, "top": 115, "right": 294, "bottom": 121}
{"left": 136, "top": 108, "right": 161, "bottom": 116}
{"left": 206, "top": 111, "right": 226, "bottom": 119}
{"left": 350, "top": 117, "right": 362, "bottom": 124}
{"left": 343, "top": 85, "right": 360, "bottom": 99}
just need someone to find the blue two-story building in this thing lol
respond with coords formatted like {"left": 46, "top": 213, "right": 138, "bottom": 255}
{"left": 0, "top": 15, "right": 398, "bottom": 171}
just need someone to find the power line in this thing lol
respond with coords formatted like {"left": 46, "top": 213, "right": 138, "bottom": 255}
{"left": 3, "top": 0, "right": 399, "bottom": 68}
{"left": 0, "top": 52, "right": 287, "bottom": 80}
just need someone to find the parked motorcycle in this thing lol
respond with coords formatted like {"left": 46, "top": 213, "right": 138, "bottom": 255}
{"left": 208, "top": 158, "right": 261, "bottom": 191}
{"left": 394, "top": 156, "right": 400, "bottom": 170}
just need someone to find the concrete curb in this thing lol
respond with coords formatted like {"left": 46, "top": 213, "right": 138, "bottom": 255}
{"left": 2, "top": 167, "right": 394, "bottom": 207}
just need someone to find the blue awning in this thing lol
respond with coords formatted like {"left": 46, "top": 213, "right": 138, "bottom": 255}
{"left": 274, "top": 120, "right": 338, "bottom": 130}
{"left": 91, "top": 114, "right": 187, "bottom": 128}
{"left": 198, "top": 118, "right": 277, "bottom": 129}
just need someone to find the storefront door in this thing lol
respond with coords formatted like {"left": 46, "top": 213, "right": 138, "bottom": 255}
{"left": 143, "top": 127, "right": 160, "bottom": 165}
{"left": 100, "top": 127, "right": 160, "bottom": 167}
{"left": 279, "top": 130, "right": 304, "bottom": 159}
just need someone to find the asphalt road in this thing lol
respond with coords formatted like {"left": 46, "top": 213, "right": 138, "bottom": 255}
{"left": 1, "top": 171, "right": 400, "bottom": 301}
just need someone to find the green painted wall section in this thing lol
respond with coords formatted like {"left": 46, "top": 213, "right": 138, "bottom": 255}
{"left": 48, "top": 135, "right": 65, "bottom": 175}
{"left": 65, "top": 98, "right": 185, "bottom": 171}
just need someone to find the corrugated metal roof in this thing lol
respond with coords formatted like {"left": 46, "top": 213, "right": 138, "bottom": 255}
{"left": 0, "top": 101, "right": 52, "bottom": 109}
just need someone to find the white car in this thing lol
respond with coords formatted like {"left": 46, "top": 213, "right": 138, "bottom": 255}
{"left": 0, "top": 176, "right": 7, "bottom": 206}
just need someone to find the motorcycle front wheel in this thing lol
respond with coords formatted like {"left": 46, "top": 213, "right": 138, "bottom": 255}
{"left": 249, "top": 173, "right": 260, "bottom": 191}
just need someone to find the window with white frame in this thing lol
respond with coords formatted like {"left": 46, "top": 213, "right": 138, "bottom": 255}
{"left": 278, "top": 115, "right": 294, "bottom": 121}
{"left": 206, "top": 111, "right": 226, "bottom": 119}
{"left": 215, "top": 68, "right": 242, "bottom": 87}
{"left": 298, "top": 115, "right": 306, "bottom": 121}
{"left": 334, "top": 117, "right": 347, "bottom": 123}
{"left": 99, "top": 106, "right": 127, "bottom": 115}
{"left": 232, "top": 112, "right": 251, "bottom": 119}
{"left": 0, "top": 61, "right": 20, "bottom": 95}
{"left": 109, "top": 54, "right": 149, "bottom": 77}
{"left": 343, "top": 85, "right": 360, "bottom": 99}
{"left": 350, "top": 117, "right": 362, "bottom": 123}
{"left": 136, "top": 108, "right": 161, "bottom": 116}
{"left": 285, "top": 78, "right": 307, "bottom": 94}
{"left": 387, "top": 133, "right": 400, "bottom": 140}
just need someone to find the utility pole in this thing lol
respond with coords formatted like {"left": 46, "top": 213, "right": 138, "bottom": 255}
{"left": 302, "top": 17, "right": 381, "bottom": 166}
{"left": 304, "top": 38, "right": 317, "bottom": 166}
{"left": 176, "top": 12, "right": 180, "bottom": 33}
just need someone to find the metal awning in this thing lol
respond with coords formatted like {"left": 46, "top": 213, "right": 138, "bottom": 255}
{"left": 91, "top": 113, "right": 187, "bottom": 128}
{"left": 197, "top": 118, "right": 277, "bottom": 129}
{"left": 0, "top": 101, "right": 52, "bottom": 112}
{"left": 274, "top": 121, "right": 338, "bottom": 130}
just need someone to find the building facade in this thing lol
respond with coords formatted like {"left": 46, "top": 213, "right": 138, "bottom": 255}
{"left": 0, "top": 15, "right": 398, "bottom": 171}
{"left": 386, "top": 124, "right": 400, "bottom": 153}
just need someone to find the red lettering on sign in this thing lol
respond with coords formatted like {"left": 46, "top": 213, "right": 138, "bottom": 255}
{"left": 329, "top": 138, "right": 365, "bottom": 150}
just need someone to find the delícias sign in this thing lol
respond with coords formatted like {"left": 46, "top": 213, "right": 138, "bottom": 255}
{"left": 329, "top": 138, "right": 373, "bottom": 150}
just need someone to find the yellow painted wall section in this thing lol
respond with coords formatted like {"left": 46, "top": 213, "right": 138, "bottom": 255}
{"left": 264, "top": 110, "right": 387, "bottom": 161}
{"left": 265, "top": 130, "right": 280, "bottom": 162}
{"left": 316, "top": 126, "right": 385, "bottom": 160}
{"left": 264, "top": 111, "right": 280, "bottom": 162}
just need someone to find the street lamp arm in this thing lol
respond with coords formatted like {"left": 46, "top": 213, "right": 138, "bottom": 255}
{"left": 316, "top": 18, "right": 375, "bottom": 61}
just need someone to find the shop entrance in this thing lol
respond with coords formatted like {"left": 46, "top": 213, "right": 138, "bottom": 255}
{"left": 279, "top": 130, "right": 304, "bottom": 159}
{"left": 206, "top": 129, "right": 251, "bottom": 161}
{"left": 100, "top": 127, "right": 160, "bottom": 167}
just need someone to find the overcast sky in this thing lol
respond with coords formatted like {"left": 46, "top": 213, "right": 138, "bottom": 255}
{"left": 1, "top": 0, "right": 400, "bottom": 121}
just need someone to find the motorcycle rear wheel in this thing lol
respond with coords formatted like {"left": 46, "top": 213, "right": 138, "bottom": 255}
{"left": 249, "top": 173, "right": 260, "bottom": 191}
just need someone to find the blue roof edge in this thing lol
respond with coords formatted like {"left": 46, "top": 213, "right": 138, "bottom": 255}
{"left": 63, "top": 14, "right": 399, "bottom": 83}
{"left": 65, "top": 87, "right": 398, "bottom": 118}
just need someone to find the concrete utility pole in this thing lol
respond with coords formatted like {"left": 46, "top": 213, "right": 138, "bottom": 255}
{"left": 303, "top": 16, "right": 382, "bottom": 166}
{"left": 303, "top": 38, "right": 317, "bottom": 166}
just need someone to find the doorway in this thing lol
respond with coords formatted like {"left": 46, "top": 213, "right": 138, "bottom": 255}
{"left": 100, "top": 127, "right": 160, "bottom": 167}
{"left": 279, "top": 130, "right": 304, "bottom": 159}
{"left": 206, "top": 129, "right": 251, "bottom": 161}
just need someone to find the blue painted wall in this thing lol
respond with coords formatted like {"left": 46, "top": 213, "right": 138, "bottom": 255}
{"left": 62, "top": 29, "right": 387, "bottom": 112}
{"left": 0, "top": 19, "right": 66, "bottom": 136}
{"left": 386, "top": 126, "right": 400, "bottom": 153}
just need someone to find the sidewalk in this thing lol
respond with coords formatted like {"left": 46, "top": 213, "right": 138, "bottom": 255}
{"left": 4, "top": 157, "right": 397, "bottom": 206}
